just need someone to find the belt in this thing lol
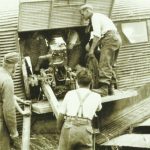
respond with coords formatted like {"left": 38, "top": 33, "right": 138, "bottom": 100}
{"left": 104, "top": 30, "right": 118, "bottom": 36}
{"left": 65, "top": 116, "right": 91, "bottom": 124}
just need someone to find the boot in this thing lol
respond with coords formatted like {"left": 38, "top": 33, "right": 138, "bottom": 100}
{"left": 108, "top": 83, "right": 115, "bottom": 95}
{"left": 92, "top": 83, "right": 108, "bottom": 97}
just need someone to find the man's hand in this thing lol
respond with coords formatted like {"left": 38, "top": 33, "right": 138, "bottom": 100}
{"left": 67, "top": 43, "right": 74, "bottom": 50}
{"left": 85, "top": 43, "right": 90, "bottom": 52}
{"left": 15, "top": 96, "right": 31, "bottom": 106}
{"left": 11, "top": 136, "right": 21, "bottom": 150}
{"left": 10, "top": 132, "right": 21, "bottom": 150}
{"left": 23, "top": 100, "right": 31, "bottom": 106}
{"left": 22, "top": 109, "right": 31, "bottom": 116}
{"left": 89, "top": 36, "right": 99, "bottom": 55}
{"left": 57, "top": 113, "right": 65, "bottom": 133}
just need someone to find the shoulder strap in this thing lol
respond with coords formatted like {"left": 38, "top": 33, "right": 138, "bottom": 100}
{"left": 76, "top": 90, "right": 91, "bottom": 118}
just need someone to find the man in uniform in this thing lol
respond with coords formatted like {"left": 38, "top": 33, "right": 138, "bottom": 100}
{"left": 0, "top": 52, "right": 21, "bottom": 150}
{"left": 80, "top": 4, "right": 122, "bottom": 96}
{"left": 26, "top": 31, "right": 48, "bottom": 73}
{"left": 57, "top": 69, "right": 102, "bottom": 150}
{"left": 66, "top": 29, "right": 82, "bottom": 70}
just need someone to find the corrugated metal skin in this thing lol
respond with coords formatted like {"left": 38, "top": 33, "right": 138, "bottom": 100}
{"left": 18, "top": 0, "right": 113, "bottom": 31}
{"left": 50, "top": 0, "right": 113, "bottom": 29}
{"left": 112, "top": 1, "right": 150, "bottom": 90}
{"left": 0, "top": 10, "right": 26, "bottom": 130}
{"left": 87, "top": 0, "right": 113, "bottom": 17}
{"left": 50, "top": 5, "right": 81, "bottom": 29}
{"left": 19, "top": 1, "right": 50, "bottom": 31}
{"left": 111, "top": 0, "right": 150, "bottom": 21}
{"left": 147, "top": 20, "right": 150, "bottom": 40}
{"left": 117, "top": 43, "right": 150, "bottom": 89}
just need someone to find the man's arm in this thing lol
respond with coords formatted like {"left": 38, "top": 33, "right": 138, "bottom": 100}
{"left": 57, "top": 113, "right": 65, "bottom": 132}
{"left": 14, "top": 97, "right": 24, "bottom": 114}
{"left": 67, "top": 30, "right": 79, "bottom": 50}
{"left": 14, "top": 95, "right": 31, "bottom": 116}
{"left": 89, "top": 36, "right": 99, "bottom": 54}
{"left": 89, "top": 13, "right": 102, "bottom": 54}
{"left": 97, "top": 95, "right": 102, "bottom": 112}
{"left": 2, "top": 79, "right": 18, "bottom": 138}
{"left": 57, "top": 92, "right": 70, "bottom": 132}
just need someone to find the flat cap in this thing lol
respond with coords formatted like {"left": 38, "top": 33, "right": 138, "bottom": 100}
{"left": 80, "top": 4, "right": 93, "bottom": 11}
{"left": 4, "top": 52, "right": 20, "bottom": 64}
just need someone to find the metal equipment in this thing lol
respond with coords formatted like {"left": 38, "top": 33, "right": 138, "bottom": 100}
{"left": 22, "top": 103, "right": 31, "bottom": 150}
{"left": 22, "top": 36, "right": 76, "bottom": 101}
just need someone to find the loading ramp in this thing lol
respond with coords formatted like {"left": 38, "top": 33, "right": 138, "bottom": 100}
{"left": 32, "top": 89, "right": 137, "bottom": 115}
{"left": 132, "top": 118, "right": 150, "bottom": 134}
{"left": 96, "top": 97, "right": 150, "bottom": 149}
{"left": 101, "top": 134, "right": 150, "bottom": 149}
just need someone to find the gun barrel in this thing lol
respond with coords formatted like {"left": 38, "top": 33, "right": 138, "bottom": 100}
{"left": 39, "top": 54, "right": 52, "bottom": 60}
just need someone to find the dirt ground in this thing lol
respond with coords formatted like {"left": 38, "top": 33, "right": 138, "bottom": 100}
{"left": 12, "top": 113, "right": 60, "bottom": 150}
{"left": 30, "top": 133, "right": 59, "bottom": 150}
{"left": 29, "top": 113, "right": 59, "bottom": 150}
{"left": 11, "top": 133, "right": 59, "bottom": 150}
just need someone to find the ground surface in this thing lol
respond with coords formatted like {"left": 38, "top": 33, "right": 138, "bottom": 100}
{"left": 11, "top": 112, "right": 59, "bottom": 149}
{"left": 11, "top": 133, "right": 59, "bottom": 150}
{"left": 30, "top": 134, "right": 59, "bottom": 150}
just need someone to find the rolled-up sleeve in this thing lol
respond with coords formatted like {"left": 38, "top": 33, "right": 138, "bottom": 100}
{"left": 97, "top": 95, "right": 102, "bottom": 111}
{"left": 59, "top": 92, "right": 70, "bottom": 115}
{"left": 2, "top": 79, "right": 18, "bottom": 136}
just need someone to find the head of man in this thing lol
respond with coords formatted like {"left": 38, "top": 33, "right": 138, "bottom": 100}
{"left": 3, "top": 52, "right": 20, "bottom": 76}
{"left": 79, "top": 4, "right": 93, "bottom": 20}
{"left": 76, "top": 68, "right": 92, "bottom": 88}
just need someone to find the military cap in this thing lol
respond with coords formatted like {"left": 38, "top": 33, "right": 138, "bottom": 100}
{"left": 4, "top": 52, "right": 20, "bottom": 64}
{"left": 80, "top": 4, "right": 93, "bottom": 11}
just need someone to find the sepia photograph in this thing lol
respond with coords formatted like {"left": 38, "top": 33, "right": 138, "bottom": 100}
{"left": 0, "top": 0, "right": 150, "bottom": 149}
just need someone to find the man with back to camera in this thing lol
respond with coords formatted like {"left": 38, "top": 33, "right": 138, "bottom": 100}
{"left": 80, "top": 4, "right": 122, "bottom": 96}
{"left": 0, "top": 52, "right": 25, "bottom": 150}
{"left": 57, "top": 68, "right": 102, "bottom": 150}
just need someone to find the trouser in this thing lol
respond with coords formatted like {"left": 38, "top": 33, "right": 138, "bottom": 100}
{"left": 0, "top": 120, "right": 11, "bottom": 150}
{"left": 99, "top": 30, "right": 122, "bottom": 86}
{"left": 58, "top": 118, "right": 93, "bottom": 150}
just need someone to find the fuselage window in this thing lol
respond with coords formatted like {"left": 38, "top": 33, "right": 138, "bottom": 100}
{"left": 55, "top": 0, "right": 85, "bottom": 4}
{"left": 121, "top": 21, "right": 148, "bottom": 43}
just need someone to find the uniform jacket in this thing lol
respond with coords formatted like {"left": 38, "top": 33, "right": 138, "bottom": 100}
{"left": 0, "top": 67, "right": 18, "bottom": 150}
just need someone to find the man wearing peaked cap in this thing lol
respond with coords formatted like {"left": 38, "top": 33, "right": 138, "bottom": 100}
{"left": 3, "top": 52, "right": 20, "bottom": 77}
{"left": 4, "top": 52, "right": 20, "bottom": 64}
{"left": 79, "top": 4, "right": 93, "bottom": 11}
{"left": 0, "top": 52, "right": 24, "bottom": 150}
{"left": 79, "top": 4, "right": 122, "bottom": 96}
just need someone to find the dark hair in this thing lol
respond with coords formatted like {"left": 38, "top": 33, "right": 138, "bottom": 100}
{"left": 77, "top": 68, "right": 92, "bottom": 87}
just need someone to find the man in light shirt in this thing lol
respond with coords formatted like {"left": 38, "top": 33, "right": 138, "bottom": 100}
{"left": 80, "top": 4, "right": 122, "bottom": 96}
{"left": 57, "top": 68, "right": 102, "bottom": 150}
